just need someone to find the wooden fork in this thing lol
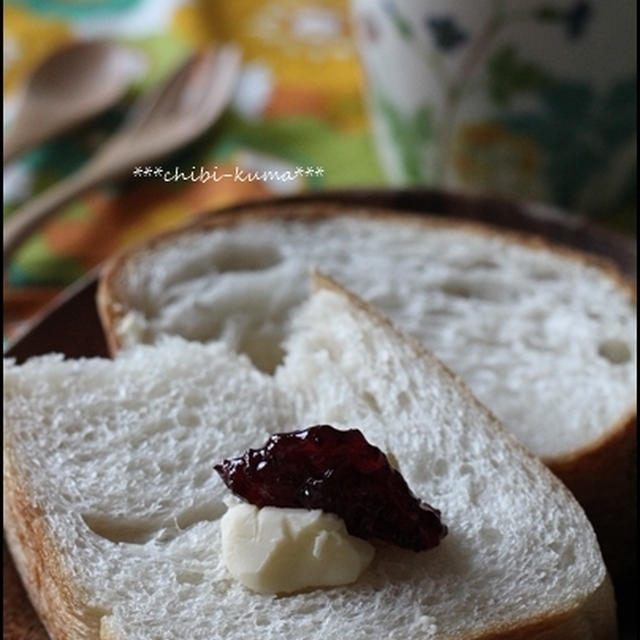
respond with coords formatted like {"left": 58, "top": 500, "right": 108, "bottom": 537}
{"left": 3, "top": 44, "right": 241, "bottom": 268}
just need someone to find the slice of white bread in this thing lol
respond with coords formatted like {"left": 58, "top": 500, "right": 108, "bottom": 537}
{"left": 4, "top": 275, "right": 615, "bottom": 640}
{"left": 97, "top": 205, "right": 637, "bottom": 578}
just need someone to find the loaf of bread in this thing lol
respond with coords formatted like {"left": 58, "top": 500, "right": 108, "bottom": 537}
{"left": 97, "top": 204, "right": 637, "bottom": 577}
{"left": 4, "top": 276, "right": 616, "bottom": 639}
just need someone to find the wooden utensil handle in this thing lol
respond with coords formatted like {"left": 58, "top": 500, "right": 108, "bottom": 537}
{"left": 2, "top": 127, "right": 29, "bottom": 165}
{"left": 3, "top": 162, "right": 110, "bottom": 269}
{"left": 3, "top": 116, "right": 60, "bottom": 165}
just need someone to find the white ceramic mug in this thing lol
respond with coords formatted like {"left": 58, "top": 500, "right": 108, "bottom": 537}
{"left": 352, "top": 0, "right": 636, "bottom": 219}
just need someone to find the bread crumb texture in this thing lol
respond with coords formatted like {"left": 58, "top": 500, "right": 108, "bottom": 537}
{"left": 111, "top": 216, "right": 636, "bottom": 460}
{"left": 4, "top": 285, "right": 614, "bottom": 639}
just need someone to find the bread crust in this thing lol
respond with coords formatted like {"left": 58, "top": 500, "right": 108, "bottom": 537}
{"left": 454, "top": 577, "right": 617, "bottom": 640}
{"left": 3, "top": 542, "right": 48, "bottom": 640}
{"left": 96, "top": 200, "right": 636, "bottom": 582}
{"left": 3, "top": 446, "right": 108, "bottom": 639}
{"left": 549, "top": 412, "right": 637, "bottom": 579}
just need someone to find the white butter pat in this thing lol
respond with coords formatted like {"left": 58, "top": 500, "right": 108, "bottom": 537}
{"left": 221, "top": 502, "right": 375, "bottom": 594}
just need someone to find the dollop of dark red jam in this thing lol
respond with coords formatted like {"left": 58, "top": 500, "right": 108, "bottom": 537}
{"left": 214, "top": 425, "right": 447, "bottom": 551}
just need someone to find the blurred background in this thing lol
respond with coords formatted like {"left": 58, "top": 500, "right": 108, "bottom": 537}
{"left": 3, "top": 0, "right": 381, "bottom": 341}
{"left": 3, "top": 0, "right": 636, "bottom": 342}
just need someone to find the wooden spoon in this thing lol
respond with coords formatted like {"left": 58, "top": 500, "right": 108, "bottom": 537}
{"left": 3, "top": 40, "right": 147, "bottom": 164}
{"left": 3, "top": 44, "right": 242, "bottom": 268}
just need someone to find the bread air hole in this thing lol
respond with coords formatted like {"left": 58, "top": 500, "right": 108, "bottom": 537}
{"left": 184, "top": 392, "right": 207, "bottom": 408}
{"left": 433, "top": 459, "right": 448, "bottom": 477}
{"left": 82, "top": 500, "right": 226, "bottom": 545}
{"left": 175, "top": 500, "right": 227, "bottom": 529}
{"left": 176, "top": 571, "right": 204, "bottom": 585}
{"left": 479, "top": 526, "right": 502, "bottom": 545}
{"left": 176, "top": 408, "right": 201, "bottom": 428}
{"left": 82, "top": 514, "right": 161, "bottom": 544}
{"left": 440, "top": 278, "right": 508, "bottom": 301}
{"left": 397, "top": 391, "right": 410, "bottom": 409}
{"left": 440, "top": 280, "right": 473, "bottom": 299}
{"left": 212, "top": 244, "right": 282, "bottom": 273}
{"left": 550, "top": 543, "right": 576, "bottom": 571}
{"left": 530, "top": 268, "right": 559, "bottom": 281}
{"left": 459, "top": 259, "right": 498, "bottom": 271}
{"left": 598, "top": 339, "right": 631, "bottom": 364}
{"left": 236, "top": 330, "right": 286, "bottom": 374}
{"left": 362, "top": 391, "right": 382, "bottom": 414}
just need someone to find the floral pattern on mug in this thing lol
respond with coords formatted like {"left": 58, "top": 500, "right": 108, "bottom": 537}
{"left": 354, "top": 0, "right": 636, "bottom": 220}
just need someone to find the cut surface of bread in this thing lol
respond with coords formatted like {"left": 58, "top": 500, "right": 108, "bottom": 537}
{"left": 4, "top": 278, "right": 615, "bottom": 640}
{"left": 97, "top": 207, "right": 637, "bottom": 577}
{"left": 99, "top": 210, "right": 636, "bottom": 464}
